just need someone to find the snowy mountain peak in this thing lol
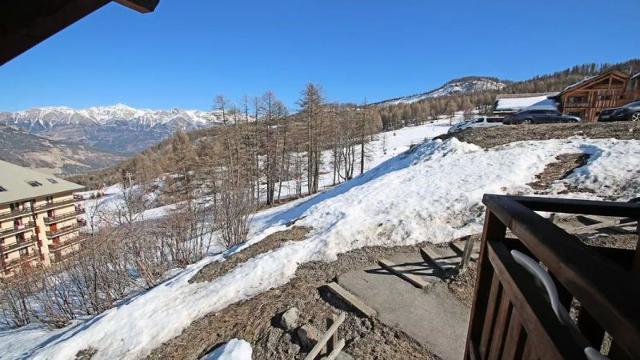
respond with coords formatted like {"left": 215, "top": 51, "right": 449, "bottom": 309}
{"left": 0, "top": 104, "right": 238, "bottom": 154}
{"left": 374, "top": 76, "right": 509, "bottom": 106}
{"left": 0, "top": 104, "right": 223, "bottom": 128}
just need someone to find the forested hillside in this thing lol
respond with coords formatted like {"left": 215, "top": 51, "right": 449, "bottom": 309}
{"left": 68, "top": 59, "right": 640, "bottom": 189}
{"left": 67, "top": 87, "right": 384, "bottom": 200}
{"left": 374, "top": 59, "right": 640, "bottom": 130}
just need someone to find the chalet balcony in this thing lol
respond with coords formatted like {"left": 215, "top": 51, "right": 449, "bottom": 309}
{"left": 465, "top": 195, "right": 640, "bottom": 359}
{"left": 43, "top": 209, "right": 84, "bottom": 225}
{"left": 34, "top": 198, "right": 76, "bottom": 212}
{"left": 0, "top": 207, "right": 32, "bottom": 221}
{"left": 564, "top": 102, "right": 591, "bottom": 108}
{"left": 48, "top": 234, "right": 87, "bottom": 252}
{"left": 0, "top": 221, "right": 35, "bottom": 239}
{"left": 0, "top": 235, "right": 37, "bottom": 253}
{"left": 2, "top": 253, "right": 39, "bottom": 271}
{"left": 45, "top": 223, "right": 81, "bottom": 239}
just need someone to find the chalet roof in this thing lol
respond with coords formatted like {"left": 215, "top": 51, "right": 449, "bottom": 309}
{"left": 632, "top": 72, "right": 640, "bottom": 80}
{"left": 495, "top": 92, "right": 559, "bottom": 99}
{"left": 0, "top": 160, "right": 84, "bottom": 204}
{"left": 495, "top": 94, "right": 558, "bottom": 112}
{"left": 559, "top": 70, "right": 630, "bottom": 95}
{"left": 0, "top": 0, "right": 159, "bottom": 66}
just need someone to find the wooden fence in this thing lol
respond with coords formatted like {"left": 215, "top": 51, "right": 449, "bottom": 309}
{"left": 464, "top": 195, "right": 640, "bottom": 359}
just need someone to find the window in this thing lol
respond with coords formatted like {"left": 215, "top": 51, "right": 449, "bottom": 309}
{"left": 27, "top": 181, "right": 43, "bottom": 187}
{"left": 47, "top": 178, "right": 58, "bottom": 184}
{"left": 0, "top": 186, "right": 6, "bottom": 192}
{"left": 568, "top": 96, "right": 587, "bottom": 104}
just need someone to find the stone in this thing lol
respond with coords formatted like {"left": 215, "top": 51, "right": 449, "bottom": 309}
{"left": 280, "top": 307, "right": 300, "bottom": 331}
{"left": 320, "top": 351, "right": 354, "bottom": 360}
{"left": 296, "top": 324, "right": 322, "bottom": 350}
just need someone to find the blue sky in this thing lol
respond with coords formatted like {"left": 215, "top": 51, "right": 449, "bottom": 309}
{"left": 1, "top": 0, "right": 638, "bottom": 112}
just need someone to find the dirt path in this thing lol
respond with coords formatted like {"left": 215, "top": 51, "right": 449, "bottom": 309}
{"left": 147, "top": 236, "right": 438, "bottom": 360}
{"left": 338, "top": 251, "right": 470, "bottom": 360}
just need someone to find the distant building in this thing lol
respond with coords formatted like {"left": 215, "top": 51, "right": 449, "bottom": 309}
{"left": 554, "top": 70, "right": 635, "bottom": 122}
{"left": 0, "top": 161, "right": 85, "bottom": 276}
{"left": 494, "top": 93, "right": 559, "bottom": 116}
{"left": 629, "top": 72, "right": 640, "bottom": 99}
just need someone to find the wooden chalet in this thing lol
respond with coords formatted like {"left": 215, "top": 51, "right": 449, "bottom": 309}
{"left": 0, "top": 0, "right": 159, "bottom": 65}
{"left": 555, "top": 70, "right": 636, "bottom": 123}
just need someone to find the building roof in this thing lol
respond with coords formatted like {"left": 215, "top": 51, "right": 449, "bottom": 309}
{"left": 0, "top": 0, "right": 159, "bottom": 66}
{"left": 559, "top": 70, "right": 630, "bottom": 95}
{"left": 0, "top": 160, "right": 84, "bottom": 204}
{"left": 495, "top": 92, "right": 559, "bottom": 99}
{"left": 631, "top": 72, "right": 640, "bottom": 80}
{"left": 495, "top": 94, "right": 558, "bottom": 112}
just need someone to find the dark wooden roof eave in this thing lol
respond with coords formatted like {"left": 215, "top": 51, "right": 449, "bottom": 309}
{"left": 558, "top": 70, "right": 630, "bottom": 96}
{"left": 0, "top": 0, "right": 159, "bottom": 66}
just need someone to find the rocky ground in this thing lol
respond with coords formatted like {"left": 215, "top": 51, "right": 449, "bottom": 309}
{"left": 439, "top": 121, "right": 640, "bottom": 149}
{"left": 148, "top": 230, "right": 438, "bottom": 360}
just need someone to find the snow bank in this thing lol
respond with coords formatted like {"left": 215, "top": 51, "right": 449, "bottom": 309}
{"left": 202, "top": 339, "right": 252, "bottom": 360}
{"left": 6, "top": 136, "right": 640, "bottom": 359}
{"left": 495, "top": 95, "right": 558, "bottom": 112}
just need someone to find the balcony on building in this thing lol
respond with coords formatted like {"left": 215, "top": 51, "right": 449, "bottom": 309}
{"left": 0, "top": 221, "right": 35, "bottom": 238}
{"left": 45, "top": 223, "right": 81, "bottom": 240}
{"left": 0, "top": 235, "right": 37, "bottom": 253}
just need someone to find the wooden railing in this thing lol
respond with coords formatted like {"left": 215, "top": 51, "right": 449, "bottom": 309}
{"left": 0, "top": 207, "right": 32, "bottom": 221}
{"left": 45, "top": 223, "right": 81, "bottom": 239}
{"left": 2, "top": 253, "right": 39, "bottom": 270}
{"left": 49, "top": 234, "right": 87, "bottom": 252}
{"left": 465, "top": 195, "right": 640, "bottom": 359}
{"left": 34, "top": 198, "right": 75, "bottom": 211}
{"left": 0, "top": 235, "right": 37, "bottom": 253}
{"left": 0, "top": 221, "right": 35, "bottom": 238}
{"left": 43, "top": 209, "right": 82, "bottom": 224}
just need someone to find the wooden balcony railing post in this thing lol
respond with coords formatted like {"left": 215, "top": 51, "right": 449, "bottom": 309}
{"left": 464, "top": 208, "right": 506, "bottom": 359}
{"left": 466, "top": 194, "right": 640, "bottom": 359}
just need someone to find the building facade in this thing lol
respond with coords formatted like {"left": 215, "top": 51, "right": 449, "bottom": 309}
{"left": 0, "top": 160, "right": 85, "bottom": 276}
{"left": 556, "top": 70, "right": 634, "bottom": 123}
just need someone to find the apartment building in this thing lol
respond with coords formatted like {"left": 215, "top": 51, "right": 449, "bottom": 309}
{"left": 0, "top": 160, "right": 85, "bottom": 276}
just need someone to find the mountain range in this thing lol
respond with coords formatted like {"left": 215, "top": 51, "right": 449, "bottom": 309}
{"left": 0, "top": 104, "right": 227, "bottom": 155}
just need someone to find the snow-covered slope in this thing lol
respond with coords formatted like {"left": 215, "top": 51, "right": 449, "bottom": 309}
{"left": 0, "top": 104, "right": 238, "bottom": 154}
{"left": 374, "top": 77, "right": 508, "bottom": 106}
{"left": 3, "top": 133, "right": 640, "bottom": 359}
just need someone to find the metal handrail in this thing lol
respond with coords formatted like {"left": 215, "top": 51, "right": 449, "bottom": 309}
{"left": 511, "top": 250, "right": 608, "bottom": 360}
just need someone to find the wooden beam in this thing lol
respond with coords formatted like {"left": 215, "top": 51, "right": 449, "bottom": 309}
{"left": 0, "top": 0, "right": 158, "bottom": 66}
{"left": 304, "top": 312, "right": 345, "bottom": 360}
{"left": 115, "top": 0, "right": 159, "bottom": 13}
{"left": 378, "top": 258, "right": 431, "bottom": 288}
{"left": 324, "top": 282, "right": 376, "bottom": 318}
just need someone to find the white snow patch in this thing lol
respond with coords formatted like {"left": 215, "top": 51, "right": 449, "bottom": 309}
{"left": 202, "top": 339, "right": 252, "bottom": 360}
{"left": 3, "top": 136, "right": 640, "bottom": 359}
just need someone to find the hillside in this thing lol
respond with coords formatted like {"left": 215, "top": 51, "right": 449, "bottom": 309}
{"left": 373, "top": 76, "right": 508, "bottom": 106}
{"left": 4, "top": 123, "right": 639, "bottom": 359}
{"left": 0, "top": 104, "right": 230, "bottom": 154}
{"left": 0, "top": 125, "right": 126, "bottom": 174}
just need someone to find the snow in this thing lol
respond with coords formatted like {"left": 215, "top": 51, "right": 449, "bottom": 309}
{"left": 3, "top": 133, "right": 640, "bottom": 359}
{"left": 202, "top": 339, "right": 252, "bottom": 360}
{"left": 495, "top": 95, "right": 558, "bottom": 112}
{"left": 376, "top": 78, "right": 507, "bottom": 105}
{"left": 5, "top": 104, "right": 232, "bottom": 129}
